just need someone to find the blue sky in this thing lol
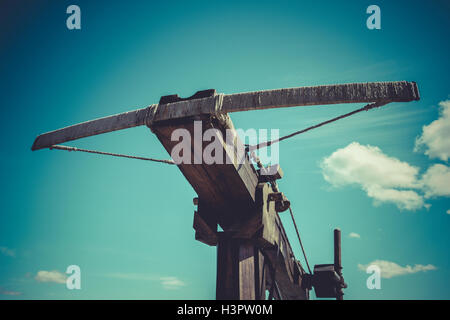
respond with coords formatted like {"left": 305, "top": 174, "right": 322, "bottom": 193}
{"left": 0, "top": 0, "right": 449, "bottom": 299}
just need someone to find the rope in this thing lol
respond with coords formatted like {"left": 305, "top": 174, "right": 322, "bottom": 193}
{"left": 49, "top": 145, "right": 176, "bottom": 165}
{"left": 251, "top": 151, "right": 312, "bottom": 275}
{"left": 48, "top": 101, "right": 385, "bottom": 276}
{"left": 245, "top": 103, "right": 392, "bottom": 275}
{"left": 247, "top": 101, "right": 388, "bottom": 152}
{"left": 289, "top": 206, "right": 312, "bottom": 274}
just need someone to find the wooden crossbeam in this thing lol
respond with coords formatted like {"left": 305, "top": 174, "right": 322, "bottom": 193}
{"left": 31, "top": 81, "right": 419, "bottom": 151}
{"left": 221, "top": 81, "right": 419, "bottom": 112}
{"left": 31, "top": 106, "right": 152, "bottom": 151}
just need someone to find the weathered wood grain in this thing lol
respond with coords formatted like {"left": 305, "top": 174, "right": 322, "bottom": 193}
{"left": 31, "top": 106, "right": 152, "bottom": 151}
{"left": 216, "top": 233, "right": 239, "bottom": 300}
{"left": 239, "top": 244, "right": 257, "bottom": 300}
{"left": 222, "top": 81, "right": 419, "bottom": 112}
{"left": 216, "top": 183, "right": 308, "bottom": 300}
{"left": 151, "top": 114, "right": 258, "bottom": 228}
{"left": 255, "top": 183, "right": 308, "bottom": 300}
{"left": 32, "top": 82, "right": 419, "bottom": 150}
{"left": 216, "top": 235, "right": 266, "bottom": 300}
{"left": 193, "top": 211, "right": 218, "bottom": 246}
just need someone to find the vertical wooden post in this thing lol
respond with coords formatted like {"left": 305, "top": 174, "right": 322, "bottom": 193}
{"left": 216, "top": 233, "right": 265, "bottom": 300}
{"left": 238, "top": 244, "right": 256, "bottom": 300}
{"left": 255, "top": 250, "right": 266, "bottom": 300}
{"left": 334, "top": 228, "right": 343, "bottom": 300}
{"left": 216, "top": 233, "right": 238, "bottom": 300}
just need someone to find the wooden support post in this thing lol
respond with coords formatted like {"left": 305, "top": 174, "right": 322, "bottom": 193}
{"left": 238, "top": 244, "right": 257, "bottom": 300}
{"left": 216, "top": 233, "right": 238, "bottom": 300}
{"left": 216, "top": 233, "right": 266, "bottom": 300}
{"left": 256, "top": 250, "right": 266, "bottom": 300}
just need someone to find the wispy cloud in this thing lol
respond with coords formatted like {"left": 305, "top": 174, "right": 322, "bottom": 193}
{"left": 0, "top": 287, "right": 21, "bottom": 296}
{"left": 349, "top": 232, "right": 361, "bottom": 239}
{"left": 106, "top": 273, "right": 186, "bottom": 290}
{"left": 0, "top": 246, "right": 16, "bottom": 258}
{"left": 159, "top": 276, "right": 186, "bottom": 290}
{"left": 358, "top": 260, "right": 436, "bottom": 279}
{"left": 35, "top": 270, "right": 67, "bottom": 284}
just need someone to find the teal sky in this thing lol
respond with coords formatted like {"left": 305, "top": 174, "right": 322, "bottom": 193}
{"left": 1, "top": 0, "right": 449, "bottom": 299}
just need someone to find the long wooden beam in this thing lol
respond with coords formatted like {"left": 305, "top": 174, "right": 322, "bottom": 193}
{"left": 152, "top": 113, "right": 258, "bottom": 229}
{"left": 31, "top": 81, "right": 419, "bottom": 150}
{"left": 31, "top": 106, "right": 152, "bottom": 151}
{"left": 222, "top": 81, "right": 419, "bottom": 112}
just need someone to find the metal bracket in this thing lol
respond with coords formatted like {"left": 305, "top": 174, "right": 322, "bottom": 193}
{"left": 258, "top": 164, "right": 284, "bottom": 181}
{"left": 268, "top": 192, "right": 290, "bottom": 212}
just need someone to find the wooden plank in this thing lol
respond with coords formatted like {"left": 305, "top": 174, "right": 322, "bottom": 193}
{"left": 256, "top": 250, "right": 266, "bottom": 300}
{"left": 263, "top": 218, "right": 308, "bottom": 300}
{"left": 31, "top": 106, "right": 151, "bottom": 150}
{"left": 216, "top": 234, "right": 264, "bottom": 300}
{"left": 153, "top": 81, "right": 419, "bottom": 119}
{"left": 253, "top": 183, "right": 308, "bottom": 300}
{"left": 216, "top": 233, "right": 238, "bottom": 300}
{"left": 238, "top": 244, "right": 256, "bottom": 300}
{"left": 151, "top": 114, "right": 258, "bottom": 228}
{"left": 32, "top": 82, "right": 419, "bottom": 150}
{"left": 222, "top": 81, "right": 419, "bottom": 112}
{"left": 193, "top": 211, "right": 218, "bottom": 246}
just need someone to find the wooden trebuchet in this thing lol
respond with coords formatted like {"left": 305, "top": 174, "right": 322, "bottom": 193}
{"left": 31, "top": 81, "right": 419, "bottom": 151}
{"left": 30, "top": 80, "right": 420, "bottom": 300}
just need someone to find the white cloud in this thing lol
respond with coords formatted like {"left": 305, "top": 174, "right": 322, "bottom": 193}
{"left": 447, "top": 209, "right": 450, "bottom": 215}
{"left": 320, "top": 97, "right": 450, "bottom": 212}
{"left": 366, "top": 185, "right": 425, "bottom": 211}
{"left": 0, "top": 246, "right": 15, "bottom": 257}
{"left": 421, "top": 164, "right": 450, "bottom": 198}
{"left": 159, "top": 276, "right": 186, "bottom": 290}
{"left": 321, "top": 142, "right": 421, "bottom": 189}
{"left": 320, "top": 142, "right": 424, "bottom": 210}
{"left": 349, "top": 232, "right": 361, "bottom": 238}
{"left": 106, "top": 273, "right": 186, "bottom": 290}
{"left": 415, "top": 100, "right": 450, "bottom": 161}
{"left": 0, "top": 287, "right": 21, "bottom": 296}
{"left": 358, "top": 260, "right": 436, "bottom": 279}
{"left": 35, "top": 270, "right": 67, "bottom": 284}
